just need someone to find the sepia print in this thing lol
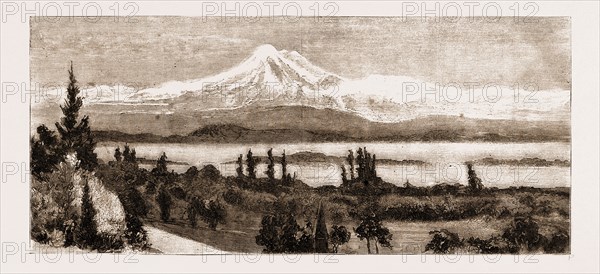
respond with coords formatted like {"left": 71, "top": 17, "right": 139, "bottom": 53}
{"left": 29, "top": 16, "right": 571, "bottom": 255}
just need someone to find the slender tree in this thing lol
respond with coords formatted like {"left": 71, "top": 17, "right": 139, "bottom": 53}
{"left": 341, "top": 165, "right": 348, "bottom": 184}
{"left": 155, "top": 152, "right": 168, "bottom": 175}
{"left": 76, "top": 179, "right": 98, "bottom": 249}
{"left": 347, "top": 150, "right": 355, "bottom": 181}
{"left": 281, "top": 150, "right": 288, "bottom": 182}
{"left": 314, "top": 203, "right": 329, "bottom": 253}
{"left": 156, "top": 187, "right": 172, "bottom": 222}
{"left": 371, "top": 154, "right": 377, "bottom": 178}
{"left": 356, "top": 148, "right": 364, "bottom": 180}
{"left": 114, "top": 147, "right": 122, "bottom": 162}
{"left": 466, "top": 163, "right": 484, "bottom": 192}
{"left": 265, "top": 148, "right": 275, "bottom": 180}
{"left": 236, "top": 154, "right": 244, "bottom": 178}
{"left": 246, "top": 149, "right": 256, "bottom": 179}
{"left": 123, "top": 144, "right": 131, "bottom": 161}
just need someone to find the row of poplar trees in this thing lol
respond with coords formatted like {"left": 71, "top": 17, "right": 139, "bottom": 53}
{"left": 341, "top": 147, "right": 378, "bottom": 185}
{"left": 235, "top": 148, "right": 292, "bottom": 183}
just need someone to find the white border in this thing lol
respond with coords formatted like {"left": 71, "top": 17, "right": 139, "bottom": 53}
{"left": 1, "top": 1, "right": 598, "bottom": 273}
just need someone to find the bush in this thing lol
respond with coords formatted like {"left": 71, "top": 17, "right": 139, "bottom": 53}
{"left": 425, "top": 229, "right": 464, "bottom": 254}
{"left": 466, "top": 236, "right": 514, "bottom": 254}
{"left": 502, "top": 216, "right": 545, "bottom": 252}
{"left": 30, "top": 155, "right": 128, "bottom": 250}
{"left": 543, "top": 230, "right": 569, "bottom": 253}
{"left": 200, "top": 200, "right": 227, "bottom": 230}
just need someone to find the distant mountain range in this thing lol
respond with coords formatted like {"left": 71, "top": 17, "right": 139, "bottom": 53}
{"left": 92, "top": 108, "right": 570, "bottom": 143}
{"left": 32, "top": 44, "right": 571, "bottom": 141}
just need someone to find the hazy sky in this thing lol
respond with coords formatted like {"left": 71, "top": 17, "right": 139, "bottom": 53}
{"left": 30, "top": 17, "right": 570, "bottom": 90}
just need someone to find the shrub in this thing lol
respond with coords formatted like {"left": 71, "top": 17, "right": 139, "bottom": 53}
{"left": 425, "top": 229, "right": 464, "bottom": 254}
{"left": 200, "top": 200, "right": 227, "bottom": 230}
{"left": 329, "top": 225, "right": 351, "bottom": 253}
{"left": 502, "top": 216, "right": 545, "bottom": 252}
{"left": 544, "top": 230, "right": 569, "bottom": 253}
{"left": 466, "top": 236, "right": 514, "bottom": 254}
{"left": 354, "top": 212, "right": 393, "bottom": 254}
{"left": 156, "top": 186, "right": 172, "bottom": 222}
{"left": 256, "top": 213, "right": 301, "bottom": 253}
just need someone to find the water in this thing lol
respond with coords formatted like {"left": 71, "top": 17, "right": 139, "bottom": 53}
{"left": 96, "top": 142, "right": 570, "bottom": 188}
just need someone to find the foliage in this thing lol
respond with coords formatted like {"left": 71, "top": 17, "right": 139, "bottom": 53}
{"left": 502, "top": 216, "right": 545, "bottom": 252}
{"left": 54, "top": 63, "right": 97, "bottom": 171}
{"left": 246, "top": 149, "right": 256, "bottom": 179}
{"left": 255, "top": 212, "right": 316, "bottom": 253}
{"left": 354, "top": 212, "right": 393, "bottom": 254}
{"left": 236, "top": 154, "right": 244, "bottom": 178}
{"left": 156, "top": 186, "right": 172, "bottom": 222}
{"left": 153, "top": 152, "right": 169, "bottom": 176}
{"left": 75, "top": 179, "right": 99, "bottom": 248}
{"left": 425, "top": 229, "right": 464, "bottom": 254}
{"left": 281, "top": 150, "right": 288, "bottom": 182}
{"left": 200, "top": 200, "right": 227, "bottom": 230}
{"left": 30, "top": 125, "right": 63, "bottom": 178}
{"left": 329, "top": 225, "right": 351, "bottom": 253}
{"left": 466, "top": 163, "right": 484, "bottom": 192}
{"left": 266, "top": 148, "right": 275, "bottom": 180}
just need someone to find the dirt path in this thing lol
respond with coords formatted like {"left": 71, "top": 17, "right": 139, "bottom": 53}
{"left": 145, "top": 226, "right": 230, "bottom": 254}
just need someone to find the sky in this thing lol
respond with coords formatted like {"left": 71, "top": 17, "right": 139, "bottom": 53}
{"left": 30, "top": 16, "right": 570, "bottom": 90}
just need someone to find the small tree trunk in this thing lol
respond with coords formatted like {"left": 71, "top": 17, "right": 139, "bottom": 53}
{"left": 375, "top": 241, "right": 379, "bottom": 254}
{"left": 366, "top": 237, "right": 371, "bottom": 254}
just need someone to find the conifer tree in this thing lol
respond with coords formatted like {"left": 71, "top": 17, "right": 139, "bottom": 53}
{"left": 347, "top": 150, "right": 355, "bottom": 181}
{"left": 156, "top": 186, "right": 172, "bottom": 222}
{"left": 155, "top": 152, "right": 168, "bottom": 175}
{"left": 114, "top": 147, "right": 122, "bottom": 162}
{"left": 371, "top": 154, "right": 377, "bottom": 178}
{"left": 265, "top": 148, "right": 275, "bottom": 180}
{"left": 341, "top": 165, "right": 348, "bottom": 184}
{"left": 55, "top": 62, "right": 97, "bottom": 171}
{"left": 314, "top": 203, "right": 329, "bottom": 253}
{"left": 356, "top": 148, "right": 364, "bottom": 180}
{"left": 281, "top": 150, "right": 288, "bottom": 181}
{"left": 236, "top": 154, "right": 244, "bottom": 178}
{"left": 76, "top": 180, "right": 98, "bottom": 249}
{"left": 246, "top": 149, "right": 256, "bottom": 179}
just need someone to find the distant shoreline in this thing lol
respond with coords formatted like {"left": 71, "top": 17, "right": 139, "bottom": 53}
{"left": 93, "top": 130, "right": 571, "bottom": 144}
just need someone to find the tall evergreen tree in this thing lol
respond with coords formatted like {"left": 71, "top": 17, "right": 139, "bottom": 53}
{"left": 356, "top": 148, "right": 364, "bottom": 180}
{"left": 156, "top": 186, "right": 172, "bottom": 222}
{"left": 55, "top": 62, "right": 97, "bottom": 171}
{"left": 76, "top": 180, "right": 98, "bottom": 249}
{"left": 246, "top": 149, "right": 256, "bottom": 179}
{"left": 281, "top": 150, "right": 288, "bottom": 181}
{"left": 123, "top": 144, "right": 131, "bottom": 161}
{"left": 155, "top": 152, "right": 168, "bottom": 175}
{"left": 236, "top": 154, "right": 244, "bottom": 178}
{"left": 364, "top": 147, "right": 371, "bottom": 180}
{"left": 467, "top": 163, "right": 484, "bottom": 192}
{"left": 347, "top": 150, "right": 355, "bottom": 181}
{"left": 314, "top": 203, "right": 329, "bottom": 253}
{"left": 265, "top": 148, "right": 275, "bottom": 180}
{"left": 341, "top": 165, "right": 348, "bottom": 184}
{"left": 114, "top": 146, "right": 122, "bottom": 162}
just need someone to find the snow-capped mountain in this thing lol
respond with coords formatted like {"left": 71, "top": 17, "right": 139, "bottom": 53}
{"left": 34, "top": 44, "right": 571, "bottom": 123}
{"left": 130, "top": 44, "right": 343, "bottom": 104}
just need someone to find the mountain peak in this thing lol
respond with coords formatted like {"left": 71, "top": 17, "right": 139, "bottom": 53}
{"left": 252, "top": 44, "right": 280, "bottom": 58}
